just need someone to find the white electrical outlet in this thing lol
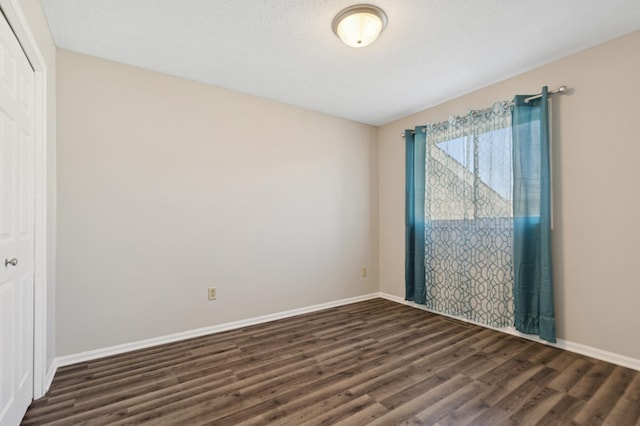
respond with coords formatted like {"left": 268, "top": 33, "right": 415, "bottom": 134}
{"left": 361, "top": 267, "right": 367, "bottom": 278}
{"left": 208, "top": 287, "right": 217, "bottom": 300}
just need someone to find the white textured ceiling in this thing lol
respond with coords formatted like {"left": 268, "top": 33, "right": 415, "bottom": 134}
{"left": 41, "top": 0, "right": 640, "bottom": 126}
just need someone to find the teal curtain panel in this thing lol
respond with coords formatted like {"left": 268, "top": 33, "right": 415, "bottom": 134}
{"left": 405, "top": 127, "right": 426, "bottom": 303}
{"left": 512, "top": 87, "right": 556, "bottom": 343}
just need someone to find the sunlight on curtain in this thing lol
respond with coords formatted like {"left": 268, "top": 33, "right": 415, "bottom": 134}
{"left": 512, "top": 87, "right": 556, "bottom": 342}
{"left": 423, "top": 102, "right": 514, "bottom": 327}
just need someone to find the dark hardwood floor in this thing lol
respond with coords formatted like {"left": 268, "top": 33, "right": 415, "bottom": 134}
{"left": 22, "top": 298, "right": 640, "bottom": 425}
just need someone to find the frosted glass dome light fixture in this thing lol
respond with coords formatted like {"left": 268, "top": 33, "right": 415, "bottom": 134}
{"left": 332, "top": 4, "right": 388, "bottom": 48}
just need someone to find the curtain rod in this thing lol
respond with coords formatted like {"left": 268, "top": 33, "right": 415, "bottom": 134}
{"left": 523, "top": 85, "right": 567, "bottom": 103}
{"left": 401, "top": 85, "right": 567, "bottom": 137}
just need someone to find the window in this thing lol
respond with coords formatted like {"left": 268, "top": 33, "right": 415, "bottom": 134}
{"left": 421, "top": 104, "right": 515, "bottom": 327}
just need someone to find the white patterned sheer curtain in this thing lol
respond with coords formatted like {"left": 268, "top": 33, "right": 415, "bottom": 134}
{"left": 423, "top": 102, "right": 514, "bottom": 327}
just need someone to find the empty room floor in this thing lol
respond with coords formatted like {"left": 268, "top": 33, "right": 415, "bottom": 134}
{"left": 22, "top": 299, "right": 640, "bottom": 425}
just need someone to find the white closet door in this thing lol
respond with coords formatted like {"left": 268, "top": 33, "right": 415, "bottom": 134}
{"left": 0, "top": 9, "right": 35, "bottom": 426}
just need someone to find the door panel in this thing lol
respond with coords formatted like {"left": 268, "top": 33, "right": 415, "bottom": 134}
{"left": 0, "top": 9, "right": 35, "bottom": 426}
{"left": 0, "top": 109, "right": 15, "bottom": 244}
{"left": 17, "top": 272, "right": 33, "bottom": 390}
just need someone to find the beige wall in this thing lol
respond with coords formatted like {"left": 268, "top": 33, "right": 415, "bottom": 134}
{"left": 379, "top": 31, "right": 640, "bottom": 360}
{"left": 56, "top": 50, "right": 379, "bottom": 356}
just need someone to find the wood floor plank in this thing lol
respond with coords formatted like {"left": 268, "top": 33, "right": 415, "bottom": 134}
{"left": 548, "top": 357, "right": 595, "bottom": 392}
{"left": 470, "top": 366, "right": 558, "bottom": 425}
{"left": 434, "top": 385, "right": 497, "bottom": 426}
{"left": 572, "top": 365, "right": 636, "bottom": 424}
{"left": 533, "top": 393, "right": 587, "bottom": 426}
{"left": 544, "top": 347, "right": 585, "bottom": 371}
{"left": 622, "top": 371, "right": 640, "bottom": 402}
{"left": 118, "top": 359, "right": 321, "bottom": 424}
{"left": 568, "top": 360, "right": 617, "bottom": 400}
{"left": 476, "top": 358, "right": 543, "bottom": 391}
{"left": 347, "top": 364, "right": 422, "bottom": 401}
{"left": 267, "top": 393, "right": 373, "bottom": 426}
{"left": 331, "top": 400, "right": 389, "bottom": 426}
{"left": 507, "top": 386, "right": 564, "bottom": 425}
{"left": 48, "top": 347, "right": 241, "bottom": 398}
{"left": 369, "top": 374, "right": 472, "bottom": 425}
{"left": 603, "top": 393, "right": 640, "bottom": 426}
{"left": 410, "top": 378, "right": 487, "bottom": 424}
{"left": 219, "top": 372, "right": 365, "bottom": 425}
{"left": 21, "top": 298, "right": 640, "bottom": 426}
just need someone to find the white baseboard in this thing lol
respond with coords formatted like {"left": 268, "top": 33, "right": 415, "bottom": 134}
{"left": 44, "top": 360, "right": 57, "bottom": 393}
{"left": 55, "top": 293, "right": 380, "bottom": 368}
{"left": 379, "top": 292, "right": 640, "bottom": 372}
{"left": 35, "top": 359, "right": 58, "bottom": 399}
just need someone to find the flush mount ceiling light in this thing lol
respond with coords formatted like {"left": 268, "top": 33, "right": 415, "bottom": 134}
{"left": 332, "top": 4, "right": 388, "bottom": 48}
